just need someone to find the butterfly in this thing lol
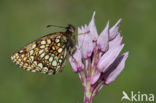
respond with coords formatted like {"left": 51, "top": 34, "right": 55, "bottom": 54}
{"left": 11, "top": 24, "right": 77, "bottom": 75}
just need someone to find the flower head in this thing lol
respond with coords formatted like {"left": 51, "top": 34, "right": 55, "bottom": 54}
{"left": 69, "top": 11, "right": 128, "bottom": 103}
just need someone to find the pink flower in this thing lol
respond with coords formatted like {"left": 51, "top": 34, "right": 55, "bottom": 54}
{"left": 69, "top": 11, "right": 128, "bottom": 103}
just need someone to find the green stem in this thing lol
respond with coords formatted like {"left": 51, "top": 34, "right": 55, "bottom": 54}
{"left": 84, "top": 81, "right": 93, "bottom": 103}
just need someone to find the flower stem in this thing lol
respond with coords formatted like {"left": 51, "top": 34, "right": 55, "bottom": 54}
{"left": 84, "top": 81, "right": 93, "bottom": 103}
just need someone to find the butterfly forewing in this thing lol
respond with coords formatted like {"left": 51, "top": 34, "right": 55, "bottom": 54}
{"left": 11, "top": 32, "right": 68, "bottom": 75}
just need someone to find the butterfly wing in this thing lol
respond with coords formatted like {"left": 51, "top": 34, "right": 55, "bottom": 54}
{"left": 11, "top": 32, "right": 68, "bottom": 75}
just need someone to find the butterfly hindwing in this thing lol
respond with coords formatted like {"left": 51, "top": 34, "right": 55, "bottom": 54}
{"left": 11, "top": 32, "right": 68, "bottom": 75}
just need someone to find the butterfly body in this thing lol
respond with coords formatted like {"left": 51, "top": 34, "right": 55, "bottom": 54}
{"left": 11, "top": 24, "right": 76, "bottom": 75}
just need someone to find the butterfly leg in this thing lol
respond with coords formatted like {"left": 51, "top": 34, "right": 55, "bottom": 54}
{"left": 78, "top": 30, "right": 90, "bottom": 35}
{"left": 71, "top": 55, "right": 79, "bottom": 69}
{"left": 69, "top": 48, "right": 79, "bottom": 69}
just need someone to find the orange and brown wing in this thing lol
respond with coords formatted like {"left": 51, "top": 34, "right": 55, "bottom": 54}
{"left": 11, "top": 33, "right": 68, "bottom": 75}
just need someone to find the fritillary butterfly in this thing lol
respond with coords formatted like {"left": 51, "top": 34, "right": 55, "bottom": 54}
{"left": 11, "top": 24, "right": 76, "bottom": 75}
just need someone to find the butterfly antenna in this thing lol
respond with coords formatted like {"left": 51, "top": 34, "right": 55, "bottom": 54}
{"left": 46, "top": 25, "right": 66, "bottom": 28}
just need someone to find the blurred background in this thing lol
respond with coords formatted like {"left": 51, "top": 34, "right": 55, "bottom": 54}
{"left": 0, "top": 0, "right": 156, "bottom": 103}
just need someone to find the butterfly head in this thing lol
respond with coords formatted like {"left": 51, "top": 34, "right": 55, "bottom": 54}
{"left": 66, "top": 24, "right": 75, "bottom": 33}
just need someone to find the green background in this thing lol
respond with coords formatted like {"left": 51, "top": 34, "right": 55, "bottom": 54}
{"left": 0, "top": 0, "right": 156, "bottom": 103}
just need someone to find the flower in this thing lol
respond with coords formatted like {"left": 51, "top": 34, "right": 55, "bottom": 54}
{"left": 69, "top": 11, "right": 128, "bottom": 103}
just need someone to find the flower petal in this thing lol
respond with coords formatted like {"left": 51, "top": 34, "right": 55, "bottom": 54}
{"left": 78, "top": 25, "right": 94, "bottom": 59}
{"left": 91, "top": 71, "right": 101, "bottom": 85}
{"left": 97, "top": 21, "right": 109, "bottom": 52}
{"left": 88, "top": 11, "right": 98, "bottom": 41}
{"left": 69, "top": 47, "right": 84, "bottom": 72}
{"left": 97, "top": 43, "right": 124, "bottom": 72}
{"left": 109, "top": 19, "right": 122, "bottom": 40}
{"left": 78, "top": 24, "right": 88, "bottom": 48}
{"left": 102, "top": 52, "right": 129, "bottom": 84}
{"left": 109, "top": 34, "right": 123, "bottom": 49}
{"left": 82, "top": 34, "right": 94, "bottom": 59}
{"left": 78, "top": 11, "right": 99, "bottom": 59}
